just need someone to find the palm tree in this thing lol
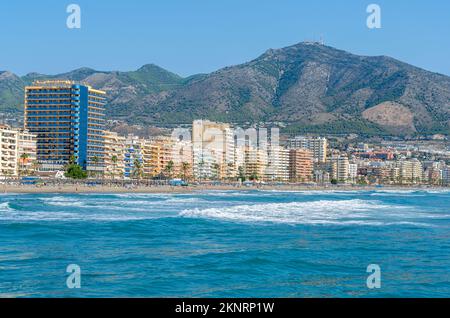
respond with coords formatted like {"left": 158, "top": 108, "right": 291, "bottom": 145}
{"left": 212, "top": 163, "right": 220, "bottom": 181}
{"left": 69, "top": 155, "right": 77, "bottom": 165}
{"left": 164, "top": 161, "right": 174, "bottom": 179}
{"left": 19, "top": 153, "right": 30, "bottom": 176}
{"left": 181, "top": 162, "right": 190, "bottom": 181}
{"left": 132, "top": 158, "right": 143, "bottom": 182}
{"left": 31, "top": 160, "right": 40, "bottom": 176}
{"left": 91, "top": 156, "right": 99, "bottom": 179}
{"left": 198, "top": 160, "right": 205, "bottom": 182}
{"left": 111, "top": 155, "right": 118, "bottom": 180}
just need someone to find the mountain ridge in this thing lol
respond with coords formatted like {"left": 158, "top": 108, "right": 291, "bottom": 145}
{"left": 1, "top": 42, "right": 449, "bottom": 135}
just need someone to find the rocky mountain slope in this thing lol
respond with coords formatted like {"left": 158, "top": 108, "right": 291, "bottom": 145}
{"left": 1, "top": 42, "right": 449, "bottom": 135}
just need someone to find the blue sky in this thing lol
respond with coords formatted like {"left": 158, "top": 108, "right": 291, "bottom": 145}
{"left": 0, "top": 0, "right": 449, "bottom": 77}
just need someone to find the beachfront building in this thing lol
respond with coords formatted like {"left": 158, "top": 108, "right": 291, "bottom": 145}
{"left": 331, "top": 156, "right": 350, "bottom": 183}
{"left": 142, "top": 137, "right": 175, "bottom": 178}
{"left": 348, "top": 163, "right": 358, "bottom": 182}
{"left": 124, "top": 134, "right": 143, "bottom": 179}
{"left": 288, "top": 136, "right": 328, "bottom": 163}
{"left": 0, "top": 125, "right": 37, "bottom": 177}
{"left": 104, "top": 130, "right": 126, "bottom": 179}
{"left": 289, "top": 149, "right": 313, "bottom": 182}
{"left": 0, "top": 125, "right": 19, "bottom": 176}
{"left": 397, "top": 159, "right": 423, "bottom": 184}
{"left": 442, "top": 167, "right": 450, "bottom": 186}
{"left": 244, "top": 145, "right": 268, "bottom": 181}
{"left": 264, "top": 146, "right": 289, "bottom": 182}
{"left": 24, "top": 80, "right": 106, "bottom": 172}
{"left": 171, "top": 138, "right": 193, "bottom": 179}
{"left": 192, "top": 120, "right": 235, "bottom": 180}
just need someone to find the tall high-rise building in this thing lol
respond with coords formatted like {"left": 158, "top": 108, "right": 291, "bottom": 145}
{"left": 288, "top": 136, "right": 328, "bottom": 163}
{"left": 24, "top": 80, "right": 106, "bottom": 172}
{"left": 192, "top": 120, "right": 234, "bottom": 180}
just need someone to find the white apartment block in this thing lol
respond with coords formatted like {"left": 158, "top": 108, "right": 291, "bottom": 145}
{"left": 331, "top": 156, "right": 350, "bottom": 182}
{"left": 0, "top": 125, "right": 37, "bottom": 177}
{"left": 192, "top": 120, "right": 235, "bottom": 180}
{"left": 288, "top": 136, "right": 328, "bottom": 163}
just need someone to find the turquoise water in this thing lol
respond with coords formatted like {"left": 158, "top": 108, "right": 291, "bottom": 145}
{"left": 0, "top": 189, "right": 449, "bottom": 298}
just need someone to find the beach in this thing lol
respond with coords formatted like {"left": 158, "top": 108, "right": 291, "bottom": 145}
{"left": 0, "top": 182, "right": 447, "bottom": 194}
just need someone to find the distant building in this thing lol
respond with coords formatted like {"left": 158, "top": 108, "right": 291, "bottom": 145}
{"left": 442, "top": 167, "right": 450, "bottom": 186}
{"left": 331, "top": 156, "right": 349, "bottom": 183}
{"left": 397, "top": 159, "right": 423, "bottom": 184}
{"left": 24, "top": 80, "right": 106, "bottom": 172}
{"left": 348, "top": 163, "right": 358, "bottom": 181}
{"left": 265, "top": 146, "right": 289, "bottom": 182}
{"left": 288, "top": 136, "right": 327, "bottom": 163}
{"left": 289, "top": 149, "right": 313, "bottom": 182}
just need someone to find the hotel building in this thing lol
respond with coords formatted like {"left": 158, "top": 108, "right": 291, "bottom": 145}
{"left": 24, "top": 80, "right": 106, "bottom": 172}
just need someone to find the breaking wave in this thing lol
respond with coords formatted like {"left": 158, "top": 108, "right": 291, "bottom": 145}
{"left": 179, "top": 199, "right": 438, "bottom": 226}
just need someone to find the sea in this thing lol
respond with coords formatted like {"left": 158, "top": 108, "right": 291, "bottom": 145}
{"left": 0, "top": 189, "right": 449, "bottom": 297}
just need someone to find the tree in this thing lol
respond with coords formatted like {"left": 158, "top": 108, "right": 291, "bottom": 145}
{"left": 181, "top": 162, "right": 190, "bottom": 181}
{"left": 164, "top": 160, "right": 174, "bottom": 179}
{"left": 249, "top": 172, "right": 259, "bottom": 181}
{"left": 132, "top": 159, "right": 143, "bottom": 181}
{"left": 238, "top": 166, "right": 246, "bottom": 182}
{"left": 91, "top": 156, "right": 99, "bottom": 178}
{"left": 111, "top": 155, "right": 118, "bottom": 180}
{"left": 212, "top": 163, "right": 220, "bottom": 181}
{"left": 65, "top": 164, "right": 87, "bottom": 179}
{"left": 19, "top": 153, "right": 30, "bottom": 176}
{"left": 31, "top": 160, "right": 40, "bottom": 176}
{"left": 330, "top": 178, "right": 338, "bottom": 185}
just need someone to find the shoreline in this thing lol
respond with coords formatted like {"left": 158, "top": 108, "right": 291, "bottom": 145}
{"left": 1, "top": 184, "right": 448, "bottom": 194}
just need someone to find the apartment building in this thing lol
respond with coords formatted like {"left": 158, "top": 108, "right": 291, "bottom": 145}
{"left": 104, "top": 130, "right": 126, "bottom": 179}
{"left": 24, "top": 80, "right": 106, "bottom": 172}
{"left": 288, "top": 136, "right": 328, "bottom": 163}
{"left": 0, "top": 125, "right": 37, "bottom": 177}
{"left": 192, "top": 120, "right": 234, "bottom": 180}
{"left": 289, "top": 149, "right": 313, "bottom": 182}
{"left": 331, "top": 156, "right": 350, "bottom": 182}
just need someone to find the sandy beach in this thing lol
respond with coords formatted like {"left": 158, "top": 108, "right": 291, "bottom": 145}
{"left": 0, "top": 183, "right": 447, "bottom": 194}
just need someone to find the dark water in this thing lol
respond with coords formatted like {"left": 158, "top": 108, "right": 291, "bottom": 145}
{"left": 0, "top": 189, "right": 449, "bottom": 297}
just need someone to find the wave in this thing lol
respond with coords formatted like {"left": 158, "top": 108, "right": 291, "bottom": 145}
{"left": 0, "top": 202, "right": 12, "bottom": 212}
{"left": 0, "top": 211, "right": 164, "bottom": 222}
{"left": 179, "top": 199, "right": 438, "bottom": 226}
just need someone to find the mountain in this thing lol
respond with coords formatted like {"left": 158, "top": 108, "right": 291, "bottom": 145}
{"left": 1, "top": 42, "right": 449, "bottom": 135}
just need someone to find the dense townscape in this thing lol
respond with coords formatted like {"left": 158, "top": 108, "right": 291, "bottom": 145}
{"left": 0, "top": 80, "right": 448, "bottom": 187}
